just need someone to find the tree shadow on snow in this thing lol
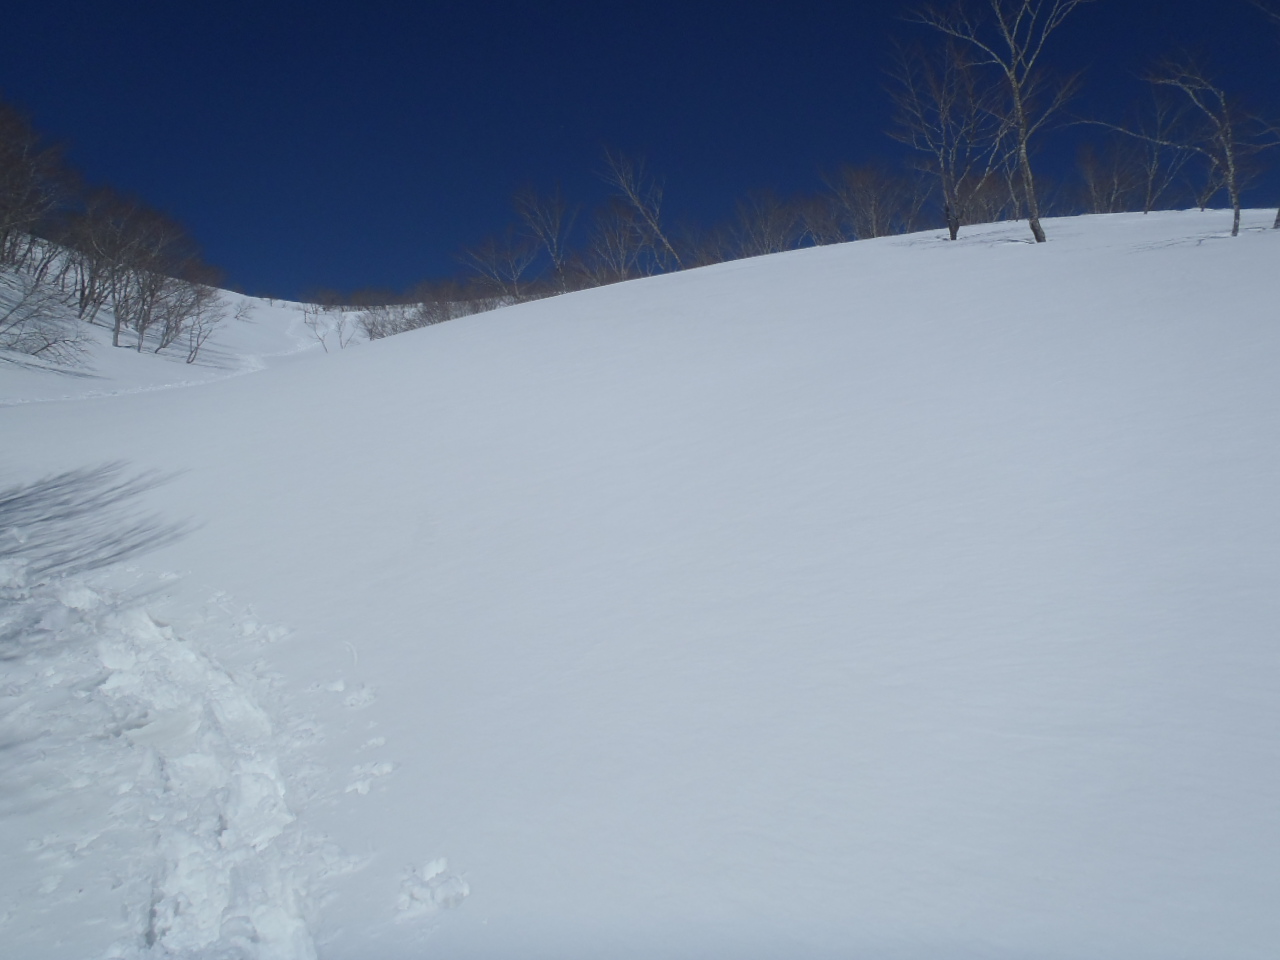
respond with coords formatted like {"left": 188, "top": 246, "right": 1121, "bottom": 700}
{"left": 0, "top": 462, "right": 187, "bottom": 586}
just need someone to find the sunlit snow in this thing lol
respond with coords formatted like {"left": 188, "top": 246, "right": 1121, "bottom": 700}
{"left": 2, "top": 210, "right": 1278, "bottom": 960}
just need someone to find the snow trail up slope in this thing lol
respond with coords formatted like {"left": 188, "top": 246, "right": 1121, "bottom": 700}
{"left": 1, "top": 210, "right": 1279, "bottom": 959}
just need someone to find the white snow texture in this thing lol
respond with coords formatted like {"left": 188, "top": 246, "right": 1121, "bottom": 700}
{"left": 1, "top": 210, "right": 1278, "bottom": 960}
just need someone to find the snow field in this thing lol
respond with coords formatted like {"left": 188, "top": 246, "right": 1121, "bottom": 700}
{"left": 1, "top": 209, "right": 1278, "bottom": 959}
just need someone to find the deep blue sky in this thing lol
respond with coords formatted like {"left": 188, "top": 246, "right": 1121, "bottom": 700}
{"left": 0, "top": 0, "right": 1275, "bottom": 297}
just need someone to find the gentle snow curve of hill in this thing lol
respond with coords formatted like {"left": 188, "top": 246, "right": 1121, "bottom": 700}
{"left": 1, "top": 210, "right": 1278, "bottom": 960}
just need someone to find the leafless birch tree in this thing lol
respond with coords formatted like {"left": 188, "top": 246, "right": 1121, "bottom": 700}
{"left": 1091, "top": 60, "right": 1271, "bottom": 236}
{"left": 578, "top": 199, "right": 653, "bottom": 285}
{"left": 514, "top": 186, "right": 579, "bottom": 293}
{"left": 599, "top": 148, "right": 682, "bottom": 271}
{"left": 732, "top": 191, "right": 803, "bottom": 257}
{"left": 911, "top": 0, "right": 1095, "bottom": 243}
{"left": 887, "top": 39, "right": 1010, "bottom": 238}
{"left": 822, "top": 164, "right": 928, "bottom": 240}
{"left": 460, "top": 227, "right": 538, "bottom": 300}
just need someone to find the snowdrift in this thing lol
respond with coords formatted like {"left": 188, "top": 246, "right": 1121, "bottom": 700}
{"left": 1, "top": 210, "right": 1278, "bottom": 960}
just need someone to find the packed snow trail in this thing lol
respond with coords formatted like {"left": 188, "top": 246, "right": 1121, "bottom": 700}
{"left": 0, "top": 567, "right": 322, "bottom": 958}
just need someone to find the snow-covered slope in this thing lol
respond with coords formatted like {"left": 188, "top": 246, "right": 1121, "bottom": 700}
{"left": 2, "top": 210, "right": 1278, "bottom": 960}
{"left": 0, "top": 292, "right": 319, "bottom": 405}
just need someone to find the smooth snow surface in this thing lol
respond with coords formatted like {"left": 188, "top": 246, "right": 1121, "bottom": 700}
{"left": 2, "top": 211, "right": 1278, "bottom": 960}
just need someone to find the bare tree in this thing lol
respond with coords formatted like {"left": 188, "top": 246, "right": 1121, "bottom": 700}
{"left": 793, "top": 194, "right": 848, "bottom": 247}
{"left": 822, "top": 164, "right": 928, "bottom": 240}
{"left": 184, "top": 286, "right": 229, "bottom": 363}
{"left": 1119, "top": 89, "right": 1197, "bottom": 213}
{"left": 0, "top": 101, "right": 67, "bottom": 266}
{"left": 1075, "top": 140, "right": 1146, "bottom": 214}
{"left": 732, "top": 190, "right": 804, "bottom": 257}
{"left": 514, "top": 185, "right": 579, "bottom": 293}
{"left": 63, "top": 189, "right": 200, "bottom": 346}
{"left": 333, "top": 313, "right": 359, "bottom": 349}
{"left": 302, "top": 304, "right": 330, "bottom": 352}
{"left": 599, "top": 148, "right": 682, "bottom": 271}
{"left": 672, "top": 219, "right": 735, "bottom": 267}
{"left": 578, "top": 199, "right": 652, "bottom": 286}
{"left": 357, "top": 303, "right": 406, "bottom": 341}
{"left": 911, "top": 0, "right": 1095, "bottom": 243}
{"left": 152, "top": 277, "right": 201, "bottom": 352}
{"left": 460, "top": 227, "right": 538, "bottom": 300}
{"left": 1092, "top": 60, "right": 1271, "bottom": 236}
{"left": 1153, "top": 62, "right": 1257, "bottom": 235}
{"left": 357, "top": 300, "right": 452, "bottom": 340}
{"left": 886, "top": 39, "right": 1010, "bottom": 238}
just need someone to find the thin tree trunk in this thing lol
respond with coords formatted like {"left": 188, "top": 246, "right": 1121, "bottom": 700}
{"left": 1011, "top": 91, "right": 1046, "bottom": 243}
{"left": 942, "top": 174, "right": 961, "bottom": 240}
{"left": 1224, "top": 139, "right": 1241, "bottom": 237}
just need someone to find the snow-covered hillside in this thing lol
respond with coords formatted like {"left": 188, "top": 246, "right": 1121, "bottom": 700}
{"left": 2, "top": 210, "right": 1278, "bottom": 960}
{"left": 0, "top": 292, "right": 319, "bottom": 406}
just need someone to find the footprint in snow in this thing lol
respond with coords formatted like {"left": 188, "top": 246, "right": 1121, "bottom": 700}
{"left": 342, "top": 684, "right": 376, "bottom": 709}
{"left": 395, "top": 858, "right": 469, "bottom": 922}
{"left": 315, "top": 679, "right": 376, "bottom": 708}
{"left": 345, "top": 761, "right": 395, "bottom": 796}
